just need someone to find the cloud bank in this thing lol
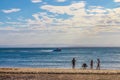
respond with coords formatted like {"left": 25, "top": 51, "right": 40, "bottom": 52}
{"left": 0, "top": 1, "right": 120, "bottom": 46}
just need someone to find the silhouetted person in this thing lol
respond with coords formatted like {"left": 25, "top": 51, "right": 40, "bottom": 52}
{"left": 96, "top": 59, "right": 100, "bottom": 70}
{"left": 82, "top": 63, "right": 88, "bottom": 69}
{"left": 90, "top": 60, "right": 93, "bottom": 69}
{"left": 72, "top": 58, "right": 76, "bottom": 69}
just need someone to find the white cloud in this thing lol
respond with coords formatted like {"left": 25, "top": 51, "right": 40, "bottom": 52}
{"left": 31, "top": 0, "right": 42, "bottom": 3}
{"left": 114, "top": 0, "right": 120, "bottom": 2}
{"left": 2, "top": 2, "right": 120, "bottom": 34}
{"left": 21, "top": 2, "right": 116, "bottom": 32}
{"left": 87, "top": 6, "right": 108, "bottom": 14}
{"left": 2, "top": 8, "right": 21, "bottom": 13}
{"left": 56, "top": 0, "right": 66, "bottom": 2}
{"left": 1, "top": 2, "right": 120, "bottom": 46}
{"left": 41, "top": 2, "right": 85, "bottom": 15}
{"left": 40, "top": 2, "right": 120, "bottom": 34}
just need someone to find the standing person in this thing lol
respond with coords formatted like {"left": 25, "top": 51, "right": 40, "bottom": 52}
{"left": 96, "top": 59, "right": 100, "bottom": 70}
{"left": 90, "top": 60, "right": 93, "bottom": 69}
{"left": 72, "top": 58, "right": 76, "bottom": 69}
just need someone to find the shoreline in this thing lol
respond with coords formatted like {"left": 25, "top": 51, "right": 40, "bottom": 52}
{"left": 0, "top": 68, "right": 120, "bottom": 74}
{"left": 0, "top": 68, "right": 120, "bottom": 80}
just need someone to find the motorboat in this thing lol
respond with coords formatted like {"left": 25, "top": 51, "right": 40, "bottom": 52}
{"left": 53, "top": 48, "right": 61, "bottom": 52}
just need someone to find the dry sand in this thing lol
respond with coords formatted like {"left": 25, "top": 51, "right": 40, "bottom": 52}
{"left": 0, "top": 68, "right": 120, "bottom": 80}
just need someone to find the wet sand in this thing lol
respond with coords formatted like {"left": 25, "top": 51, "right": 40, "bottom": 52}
{"left": 0, "top": 68, "right": 120, "bottom": 80}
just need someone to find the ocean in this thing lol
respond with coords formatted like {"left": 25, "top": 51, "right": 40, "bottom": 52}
{"left": 0, "top": 47, "right": 120, "bottom": 70}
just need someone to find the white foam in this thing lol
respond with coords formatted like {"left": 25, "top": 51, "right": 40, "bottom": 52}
{"left": 40, "top": 50, "right": 53, "bottom": 52}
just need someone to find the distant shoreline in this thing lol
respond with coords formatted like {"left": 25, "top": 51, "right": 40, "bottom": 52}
{"left": 0, "top": 46, "right": 120, "bottom": 49}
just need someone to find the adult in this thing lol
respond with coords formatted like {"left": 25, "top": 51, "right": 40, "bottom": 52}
{"left": 96, "top": 59, "right": 100, "bottom": 70}
{"left": 72, "top": 58, "right": 76, "bottom": 69}
{"left": 90, "top": 60, "right": 93, "bottom": 69}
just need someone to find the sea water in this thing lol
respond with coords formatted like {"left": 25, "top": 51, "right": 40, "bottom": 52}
{"left": 0, "top": 47, "right": 120, "bottom": 70}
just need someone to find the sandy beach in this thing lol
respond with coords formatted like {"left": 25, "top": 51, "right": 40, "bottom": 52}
{"left": 0, "top": 68, "right": 120, "bottom": 80}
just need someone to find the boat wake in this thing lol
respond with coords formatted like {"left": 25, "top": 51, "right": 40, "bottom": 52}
{"left": 40, "top": 50, "right": 53, "bottom": 52}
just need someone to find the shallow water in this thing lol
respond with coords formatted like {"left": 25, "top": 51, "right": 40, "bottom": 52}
{"left": 0, "top": 47, "right": 120, "bottom": 69}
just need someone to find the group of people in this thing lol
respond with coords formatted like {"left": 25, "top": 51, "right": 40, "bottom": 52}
{"left": 72, "top": 58, "right": 100, "bottom": 70}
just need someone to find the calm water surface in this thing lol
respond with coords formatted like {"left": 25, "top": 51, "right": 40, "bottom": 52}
{"left": 0, "top": 47, "right": 120, "bottom": 70}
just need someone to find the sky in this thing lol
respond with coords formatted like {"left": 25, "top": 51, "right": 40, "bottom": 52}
{"left": 0, "top": 0, "right": 120, "bottom": 47}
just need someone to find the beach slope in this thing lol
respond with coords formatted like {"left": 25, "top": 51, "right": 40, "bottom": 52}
{"left": 0, "top": 68, "right": 120, "bottom": 80}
